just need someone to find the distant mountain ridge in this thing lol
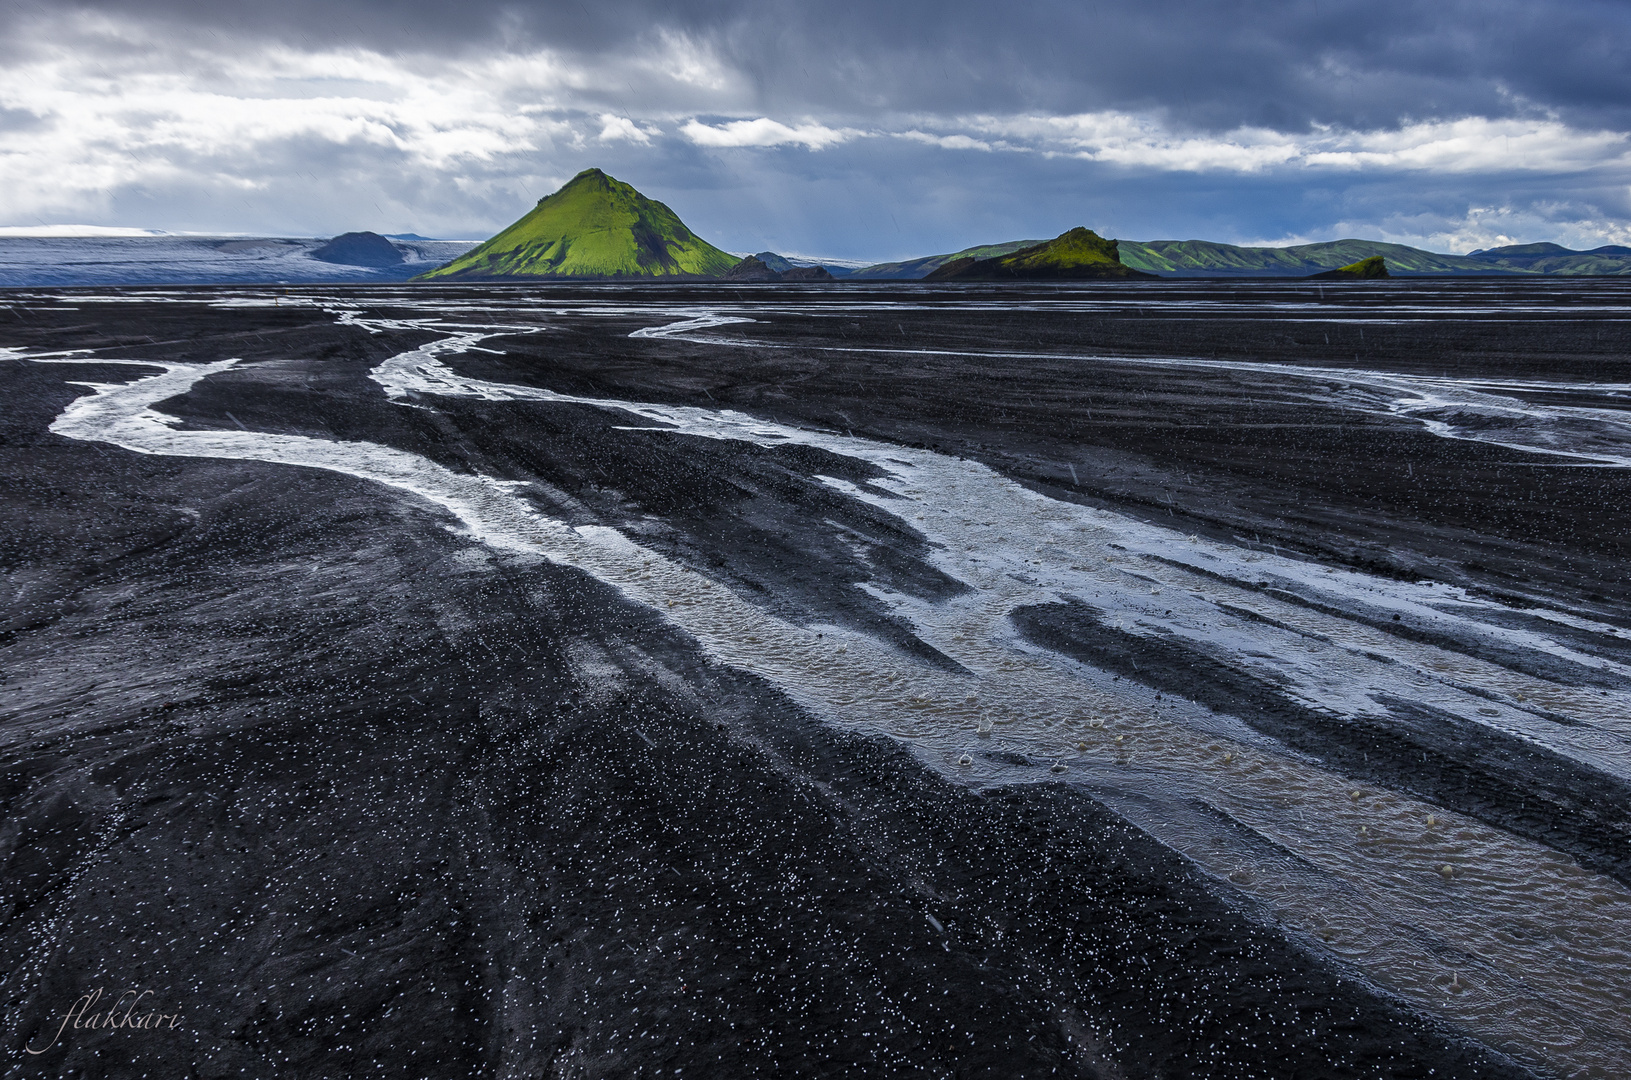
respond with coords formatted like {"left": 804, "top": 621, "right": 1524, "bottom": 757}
{"left": 723, "top": 254, "right": 836, "bottom": 283}
{"left": 853, "top": 236, "right": 1631, "bottom": 279}
{"left": 1127, "top": 238, "right": 1631, "bottom": 276}
{"left": 1116, "top": 238, "right": 1498, "bottom": 277}
{"left": 14, "top": 164, "right": 1631, "bottom": 284}
{"left": 1460, "top": 242, "right": 1631, "bottom": 274}
{"left": 852, "top": 240, "right": 1046, "bottom": 280}
{"left": 0, "top": 234, "right": 476, "bottom": 287}
{"left": 740, "top": 251, "right": 849, "bottom": 278}
{"left": 419, "top": 169, "right": 737, "bottom": 280}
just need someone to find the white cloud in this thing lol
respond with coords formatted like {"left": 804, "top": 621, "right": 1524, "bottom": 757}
{"left": 0, "top": 39, "right": 580, "bottom": 226}
{"left": 680, "top": 118, "right": 859, "bottom": 150}
{"left": 637, "top": 30, "right": 739, "bottom": 93}
{"left": 1222, "top": 202, "right": 1631, "bottom": 254}
{"left": 1388, "top": 204, "right": 1631, "bottom": 253}
{"left": 0, "top": 8, "right": 751, "bottom": 230}
{"left": 597, "top": 115, "right": 652, "bottom": 144}
{"left": 899, "top": 130, "right": 992, "bottom": 152}
{"left": 1300, "top": 117, "right": 1629, "bottom": 173}
{"left": 936, "top": 111, "right": 1631, "bottom": 175}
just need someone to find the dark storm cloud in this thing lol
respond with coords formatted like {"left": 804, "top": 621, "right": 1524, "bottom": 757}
{"left": 3, "top": 1, "right": 1630, "bottom": 252}
{"left": 20, "top": 0, "right": 1631, "bottom": 132}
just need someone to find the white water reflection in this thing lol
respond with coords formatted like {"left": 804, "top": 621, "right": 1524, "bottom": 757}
{"left": 318, "top": 283, "right": 1631, "bottom": 468}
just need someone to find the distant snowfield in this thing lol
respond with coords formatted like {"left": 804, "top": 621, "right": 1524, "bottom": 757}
{"left": 727, "top": 250, "right": 876, "bottom": 271}
{"left": 0, "top": 234, "right": 478, "bottom": 286}
{"left": 0, "top": 225, "right": 175, "bottom": 237}
{"left": 770, "top": 252, "right": 877, "bottom": 270}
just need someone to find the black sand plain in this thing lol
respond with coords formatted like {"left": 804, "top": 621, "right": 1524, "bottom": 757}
{"left": 3, "top": 280, "right": 1630, "bottom": 1079}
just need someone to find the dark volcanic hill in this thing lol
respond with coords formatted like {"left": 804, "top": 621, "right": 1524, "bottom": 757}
{"left": 778, "top": 265, "right": 834, "bottom": 281}
{"left": 723, "top": 255, "right": 781, "bottom": 282}
{"left": 311, "top": 231, "right": 405, "bottom": 267}
{"left": 419, "top": 169, "right": 737, "bottom": 281}
{"left": 751, "top": 251, "right": 795, "bottom": 273}
{"left": 924, "top": 227, "right": 1154, "bottom": 281}
{"left": 752, "top": 251, "right": 853, "bottom": 278}
{"left": 724, "top": 256, "right": 837, "bottom": 283}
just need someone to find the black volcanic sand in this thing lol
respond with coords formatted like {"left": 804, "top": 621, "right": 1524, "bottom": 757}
{"left": 6, "top": 279, "right": 1625, "bottom": 1078}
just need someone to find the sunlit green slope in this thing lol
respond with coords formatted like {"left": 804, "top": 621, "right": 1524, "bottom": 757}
{"left": 1117, "top": 239, "right": 1504, "bottom": 277}
{"left": 419, "top": 169, "right": 738, "bottom": 280}
{"left": 1309, "top": 255, "right": 1390, "bottom": 279}
{"left": 924, "top": 227, "right": 1153, "bottom": 280}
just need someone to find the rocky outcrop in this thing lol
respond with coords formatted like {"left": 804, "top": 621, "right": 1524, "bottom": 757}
{"left": 723, "top": 255, "right": 782, "bottom": 282}
{"left": 311, "top": 232, "right": 404, "bottom": 267}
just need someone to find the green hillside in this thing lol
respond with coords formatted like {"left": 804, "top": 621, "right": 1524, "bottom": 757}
{"left": 419, "top": 169, "right": 737, "bottom": 280}
{"left": 925, "top": 228, "right": 1153, "bottom": 281}
{"left": 858, "top": 235, "right": 1531, "bottom": 280}
{"left": 851, "top": 240, "right": 1045, "bottom": 280}
{"left": 1309, "top": 255, "right": 1389, "bottom": 280}
{"left": 1463, "top": 243, "right": 1631, "bottom": 275}
{"left": 1116, "top": 238, "right": 1503, "bottom": 277}
{"left": 1505, "top": 253, "right": 1631, "bottom": 275}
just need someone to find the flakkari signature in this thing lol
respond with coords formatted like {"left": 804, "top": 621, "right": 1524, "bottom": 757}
{"left": 25, "top": 988, "right": 183, "bottom": 1054}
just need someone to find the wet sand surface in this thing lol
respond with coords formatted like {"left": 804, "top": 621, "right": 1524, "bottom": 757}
{"left": 2, "top": 280, "right": 1629, "bottom": 1078}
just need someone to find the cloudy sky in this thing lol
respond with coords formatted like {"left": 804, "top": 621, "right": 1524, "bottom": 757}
{"left": 3, "top": 0, "right": 1630, "bottom": 259}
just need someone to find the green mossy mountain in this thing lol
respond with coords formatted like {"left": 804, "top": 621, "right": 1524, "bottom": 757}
{"left": 1309, "top": 255, "right": 1389, "bottom": 280}
{"left": 419, "top": 169, "right": 737, "bottom": 280}
{"left": 1463, "top": 243, "right": 1631, "bottom": 275}
{"left": 924, "top": 228, "right": 1153, "bottom": 281}
{"left": 1117, "top": 238, "right": 1492, "bottom": 276}
{"left": 1115, "top": 237, "right": 1631, "bottom": 276}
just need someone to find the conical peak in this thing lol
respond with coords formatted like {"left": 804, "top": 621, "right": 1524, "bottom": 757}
{"left": 422, "top": 166, "right": 737, "bottom": 280}
{"left": 569, "top": 167, "right": 624, "bottom": 192}
{"left": 537, "top": 168, "right": 619, "bottom": 204}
